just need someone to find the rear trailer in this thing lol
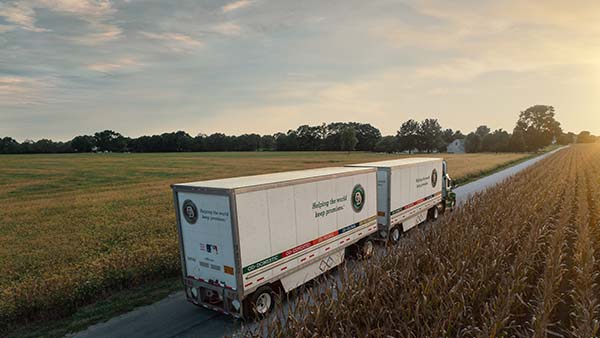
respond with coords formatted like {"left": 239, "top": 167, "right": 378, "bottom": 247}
{"left": 347, "top": 158, "right": 452, "bottom": 241}
{"left": 171, "top": 167, "right": 378, "bottom": 318}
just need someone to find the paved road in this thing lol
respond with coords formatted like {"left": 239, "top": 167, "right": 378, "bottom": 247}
{"left": 70, "top": 148, "right": 566, "bottom": 338}
{"left": 453, "top": 146, "right": 565, "bottom": 205}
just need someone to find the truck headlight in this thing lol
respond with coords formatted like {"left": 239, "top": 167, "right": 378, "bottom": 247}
{"left": 231, "top": 299, "right": 241, "bottom": 311}
{"left": 379, "top": 230, "right": 388, "bottom": 238}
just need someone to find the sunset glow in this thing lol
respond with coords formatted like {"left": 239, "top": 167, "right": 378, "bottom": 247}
{"left": 1, "top": 0, "right": 599, "bottom": 140}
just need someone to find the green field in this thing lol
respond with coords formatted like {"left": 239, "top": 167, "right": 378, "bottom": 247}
{"left": 0, "top": 151, "right": 530, "bottom": 330}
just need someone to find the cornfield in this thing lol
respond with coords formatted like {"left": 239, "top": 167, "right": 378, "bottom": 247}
{"left": 244, "top": 144, "right": 600, "bottom": 338}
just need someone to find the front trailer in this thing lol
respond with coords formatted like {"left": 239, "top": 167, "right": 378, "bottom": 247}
{"left": 172, "top": 167, "right": 378, "bottom": 318}
{"left": 347, "top": 158, "right": 453, "bottom": 242}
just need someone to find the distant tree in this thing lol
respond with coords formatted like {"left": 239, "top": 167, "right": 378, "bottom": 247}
{"left": 481, "top": 129, "right": 511, "bottom": 152}
{"left": 397, "top": 119, "right": 420, "bottom": 154}
{"left": 453, "top": 130, "right": 465, "bottom": 140}
{"left": 577, "top": 131, "right": 597, "bottom": 143}
{"left": 418, "top": 118, "right": 444, "bottom": 153}
{"left": 321, "top": 122, "right": 381, "bottom": 151}
{"left": 275, "top": 130, "right": 299, "bottom": 151}
{"left": 513, "top": 105, "right": 562, "bottom": 151}
{"left": 0, "top": 137, "right": 21, "bottom": 153}
{"left": 340, "top": 127, "right": 358, "bottom": 152}
{"left": 160, "top": 131, "right": 194, "bottom": 152}
{"left": 94, "top": 130, "right": 126, "bottom": 152}
{"left": 475, "top": 125, "right": 491, "bottom": 139}
{"left": 374, "top": 136, "right": 399, "bottom": 153}
{"left": 31, "top": 139, "right": 59, "bottom": 153}
{"left": 322, "top": 123, "right": 346, "bottom": 151}
{"left": 440, "top": 128, "right": 458, "bottom": 152}
{"left": 508, "top": 129, "right": 526, "bottom": 152}
{"left": 235, "top": 133, "right": 261, "bottom": 151}
{"left": 205, "top": 133, "right": 229, "bottom": 151}
{"left": 260, "top": 135, "right": 275, "bottom": 150}
{"left": 71, "top": 135, "right": 96, "bottom": 152}
{"left": 557, "top": 132, "right": 576, "bottom": 145}
{"left": 193, "top": 134, "right": 206, "bottom": 151}
{"left": 352, "top": 123, "right": 381, "bottom": 151}
{"left": 464, "top": 133, "right": 482, "bottom": 153}
{"left": 296, "top": 125, "right": 322, "bottom": 151}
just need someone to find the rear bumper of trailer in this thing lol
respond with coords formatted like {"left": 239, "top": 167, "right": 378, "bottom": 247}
{"left": 183, "top": 277, "right": 243, "bottom": 318}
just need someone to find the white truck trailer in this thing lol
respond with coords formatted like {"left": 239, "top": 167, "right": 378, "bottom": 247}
{"left": 171, "top": 167, "right": 378, "bottom": 318}
{"left": 347, "top": 158, "right": 453, "bottom": 243}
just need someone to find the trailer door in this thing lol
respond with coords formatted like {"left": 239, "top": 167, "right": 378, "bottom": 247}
{"left": 176, "top": 192, "right": 237, "bottom": 290}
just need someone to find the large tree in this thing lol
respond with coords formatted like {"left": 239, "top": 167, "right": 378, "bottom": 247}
{"left": 340, "top": 127, "right": 358, "bottom": 152}
{"left": 0, "top": 137, "right": 21, "bottom": 154}
{"left": 94, "top": 130, "right": 127, "bottom": 152}
{"left": 397, "top": 119, "right": 420, "bottom": 154}
{"left": 374, "top": 136, "right": 399, "bottom": 153}
{"left": 481, "top": 129, "right": 511, "bottom": 152}
{"left": 475, "top": 125, "right": 491, "bottom": 139}
{"left": 71, "top": 135, "right": 96, "bottom": 152}
{"left": 464, "top": 133, "right": 482, "bottom": 153}
{"left": 296, "top": 125, "right": 323, "bottom": 151}
{"left": 417, "top": 118, "right": 444, "bottom": 153}
{"left": 513, "top": 105, "right": 562, "bottom": 151}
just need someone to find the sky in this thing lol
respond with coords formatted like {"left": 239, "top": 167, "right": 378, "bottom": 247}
{"left": 1, "top": 0, "right": 599, "bottom": 141}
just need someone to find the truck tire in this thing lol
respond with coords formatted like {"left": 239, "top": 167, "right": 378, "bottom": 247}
{"left": 245, "top": 285, "right": 275, "bottom": 318}
{"left": 429, "top": 206, "right": 439, "bottom": 221}
{"left": 359, "top": 238, "right": 374, "bottom": 259}
{"left": 389, "top": 226, "right": 401, "bottom": 244}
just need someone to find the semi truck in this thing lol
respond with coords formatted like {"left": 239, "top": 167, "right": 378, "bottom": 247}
{"left": 347, "top": 158, "right": 454, "bottom": 243}
{"left": 171, "top": 167, "right": 378, "bottom": 318}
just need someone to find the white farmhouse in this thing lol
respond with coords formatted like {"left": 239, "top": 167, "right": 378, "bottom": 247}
{"left": 446, "top": 139, "right": 465, "bottom": 153}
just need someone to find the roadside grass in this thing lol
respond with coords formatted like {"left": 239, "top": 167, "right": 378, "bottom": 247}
{"left": 453, "top": 145, "right": 561, "bottom": 186}
{"left": 4, "top": 277, "right": 182, "bottom": 338}
{"left": 0, "top": 151, "right": 530, "bottom": 336}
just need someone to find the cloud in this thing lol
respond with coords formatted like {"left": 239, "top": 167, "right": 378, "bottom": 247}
{"left": 141, "top": 31, "right": 204, "bottom": 52}
{"left": 0, "top": 0, "right": 121, "bottom": 44}
{"left": 0, "top": 2, "right": 48, "bottom": 32}
{"left": 0, "top": 75, "right": 59, "bottom": 106}
{"left": 35, "top": 0, "right": 114, "bottom": 17}
{"left": 86, "top": 57, "right": 139, "bottom": 73}
{"left": 222, "top": 0, "right": 252, "bottom": 13}
{"left": 211, "top": 22, "right": 242, "bottom": 36}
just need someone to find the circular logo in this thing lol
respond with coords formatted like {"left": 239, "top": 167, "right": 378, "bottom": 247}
{"left": 431, "top": 169, "right": 438, "bottom": 187}
{"left": 351, "top": 184, "right": 365, "bottom": 212}
{"left": 182, "top": 200, "right": 198, "bottom": 224}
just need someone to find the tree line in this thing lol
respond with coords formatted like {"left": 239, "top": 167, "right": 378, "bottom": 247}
{"left": 0, "top": 105, "right": 597, "bottom": 154}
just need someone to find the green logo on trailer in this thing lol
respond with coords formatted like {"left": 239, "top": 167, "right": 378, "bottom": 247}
{"left": 182, "top": 200, "right": 198, "bottom": 224}
{"left": 352, "top": 184, "right": 365, "bottom": 212}
{"left": 431, "top": 169, "right": 438, "bottom": 187}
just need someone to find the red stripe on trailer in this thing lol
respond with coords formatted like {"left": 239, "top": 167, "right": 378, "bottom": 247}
{"left": 280, "top": 266, "right": 287, "bottom": 271}
{"left": 300, "top": 257, "right": 307, "bottom": 262}
{"left": 257, "top": 277, "right": 265, "bottom": 282}
{"left": 245, "top": 282, "right": 253, "bottom": 287}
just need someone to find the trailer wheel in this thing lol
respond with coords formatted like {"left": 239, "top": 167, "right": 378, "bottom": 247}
{"left": 390, "top": 226, "right": 401, "bottom": 244}
{"left": 245, "top": 286, "right": 274, "bottom": 318}
{"left": 429, "top": 207, "right": 439, "bottom": 221}
{"left": 359, "top": 238, "right": 374, "bottom": 258}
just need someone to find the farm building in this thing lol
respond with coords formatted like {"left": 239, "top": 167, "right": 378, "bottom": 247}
{"left": 447, "top": 139, "right": 465, "bottom": 153}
